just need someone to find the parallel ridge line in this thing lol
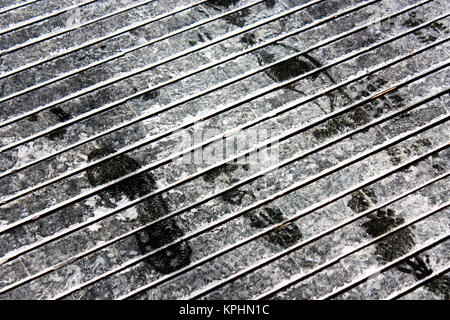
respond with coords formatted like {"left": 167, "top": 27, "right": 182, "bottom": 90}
{"left": 0, "top": 0, "right": 209, "bottom": 77}
{"left": 386, "top": 265, "right": 450, "bottom": 300}
{"left": 0, "top": 0, "right": 38, "bottom": 15}
{"left": 0, "top": 0, "right": 98, "bottom": 36}
{"left": 320, "top": 235, "right": 450, "bottom": 299}
{"left": 55, "top": 140, "right": 449, "bottom": 300}
{"left": 0, "top": 0, "right": 180, "bottom": 56}
{"left": 0, "top": 0, "right": 269, "bottom": 104}
{"left": 1, "top": 16, "right": 446, "bottom": 211}
{"left": 1, "top": 88, "right": 446, "bottom": 294}
{"left": 120, "top": 176, "right": 450, "bottom": 299}
{"left": 250, "top": 202, "right": 450, "bottom": 300}
{"left": 0, "top": 0, "right": 326, "bottom": 128}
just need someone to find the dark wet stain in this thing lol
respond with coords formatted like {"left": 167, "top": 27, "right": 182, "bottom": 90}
{"left": 248, "top": 207, "right": 302, "bottom": 248}
{"left": 363, "top": 209, "right": 409, "bottom": 239}
{"left": 311, "top": 108, "right": 372, "bottom": 142}
{"left": 431, "top": 153, "right": 446, "bottom": 174}
{"left": 140, "top": 90, "right": 159, "bottom": 101}
{"left": 203, "top": 31, "right": 213, "bottom": 40}
{"left": 270, "top": 56, "right": 317, "bottom": 82}
{"left": 396, "top": 255, "right": 432, "bottom": 280}
{"left": 206, "top": 0, "right": 241, "bottom": 7}
{"left": 202, "top": 163, "right": 248, "bottom": 183}
{"left": 386, "top": 138, "right": 433, "bottom": 167}
{"left": 206, "top": 1, "right": 252, "bottom": 27}
{"left": 416, "top": 33, "right": 437, "bottom": 44}
{"left": 349, "top": 188, "right": 449, "bottom": 298}
{"left": 352, "top": 188, "right": 415, "bottom": 263}
{"left": 404, "top": 12, "right": 448, "bottom": 44}
{"left": 221, "top": 187, "right": 252, "bottom": 205}
{"left": 388, "top": 94, "right": 404, "bottom": 105}
{"left": 403, "top": 12, "right": 424, "bottom": 28}
{"left": 189, "top": 34, "right": 203, "bottom": 46}
{"left": 312, "top": 74, "right": 403, "bottom": 141}
{"left": 50, "top": 107, "right": 72, "bottom": 122}
{"left": 47, "top": 130, "right": 66, "bottom": 141}
{"left": 425, "top": 274, "right": 450, "bottom": 299}
{"left": 396, "top": 254, "right": 450, "bottom": 299}
{"left": 265, "top": 0, "right": 276, "bottom": 8}
{"left": 86, "top": 147, "right": 192, "bottom": 274}
{"left": 386, "top": 147, "right": 403, "bottom": 166}
{"left": 225, "top": 8, "right": 250, "bottom": 27}
{"left": 47, "top": 107, "right": 72, "bottom": 141}
{"left": 240, "top": 33, "right": 256, "bottom": 46}
{"left": 416, "top": 138, "right": 432, "bottom": 147}
{"left": 347, "top": 189, "right": 377, "bottom": 213}
{"left": 27, "top": 114, "right": 38, "bottom": 122}
{"left": 432, "top": 21, "right": 449, "bottom": 34}
{"left": 189, "top": 32, "right": 214, "bottom": 46}
{"left": 201, "top": 162, "right": 301, "bottom": 247}
{"left": 432, "top": 163, "right": 445, "bottom": 174}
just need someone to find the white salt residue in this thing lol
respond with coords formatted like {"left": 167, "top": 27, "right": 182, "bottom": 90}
{"left": 115, "top": 207, "right": 139, "bottom": 221}
{"left": 13, "top": 141, "right": 57, "bottom": 168}
{"left": 87, "top": 223, "right": 102, "bottom": 232}
{"left": 83, "top": 196, "right": 113, "bottom": 218}
{"left": 0, "top": 136, "right": 16, "bottom": 147}
{"left": 49, "top": 272, "right": 64, "bottom": 283}
{"left": 136, "top": 36, "right": 148, "bottom": 45}
{"left": 91, "top": 256, "right": 106, "bottom": 272}
{"left": 65, "top": 265, "right": 83, "bottom": 288}
{"left": 84, "top": 193, "right": 139, "bottom": 222}
{"left": 114, "top": 197, "right": 139, "bottom": 221}
{"left": 202, "top": 49, "right": 213, "bottom": 61}
{"left": 397, "top": 194, "right": 432, "bottom": 218}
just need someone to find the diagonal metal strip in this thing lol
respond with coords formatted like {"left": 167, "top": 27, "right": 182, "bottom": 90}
{"left": 0, "top": 0, "right": 430, "bottom": 168}
{"left": 386, "top": 265, "right": 450, "bottom": 300}
{"left": 0, "top": 0, "right": 403, "bottom": 179}
{"left": 320, "top": 235, "right": 450, "bottom": 299}
{"left": 1, "top": 18, "right": 447, "bottom": 210}
{"left": 1, "top": 90, "right": 447, "bottom": 294}
{"left": 252, "top": 202, "right": 450, "bottom": 300}
{"left": 50, "top": 137, "right": 449, "bottom": 298}
{"left": 118, "top": 174, "right": 450, "bottom": 299}
{"left": 0, "top": 0, "right": 39, "bottom": 15}
{"left": 0, "top": 0, "right": 326, "bottom": 127}
{"left": 0, "top": 0, "right": 269, "bottom": 104}
{"left": 0, "top": 0, "right": 98, "bottom": 36}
